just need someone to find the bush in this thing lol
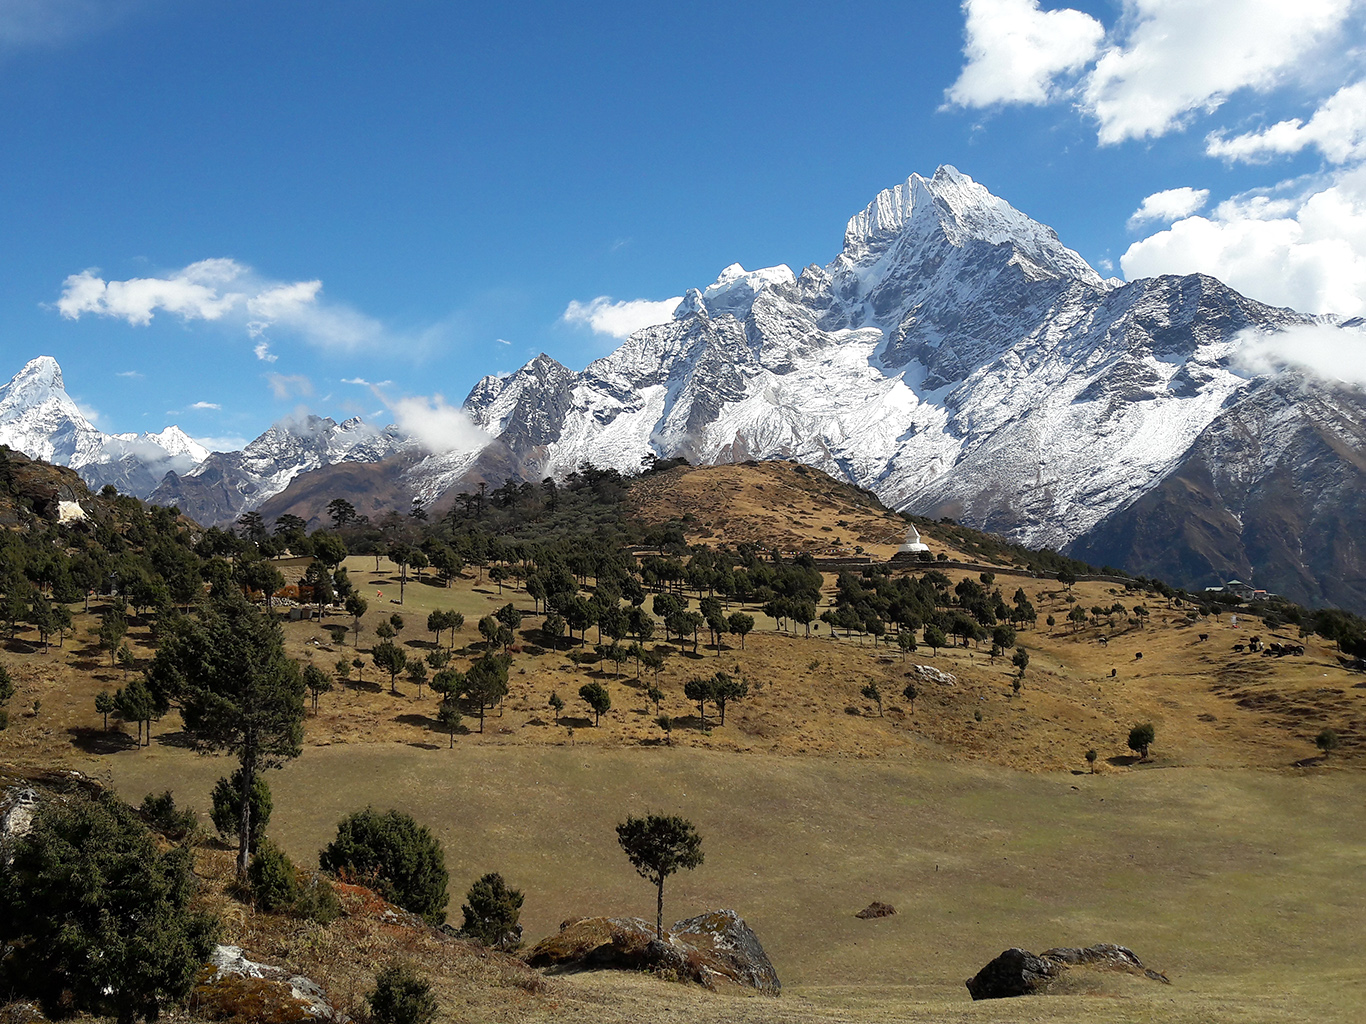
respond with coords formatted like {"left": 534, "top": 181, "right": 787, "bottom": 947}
{"left": 210, "top": 770, "right": 272, "bottom": 851}
{"left": 319, "top": 807, "right": 448, "bottom": 923}
{"left": 140, "top": 791, "right": 198, "bottom": 842}
{"left": 1128, "top": 722, "right": 1156, "bottom": 758}
{"left": 0, "top": 707, "right": 8, "bottom": 731}
{"left": 367, "top": 963, "right": 437, "bottom": 1024}
{"left": 249, "top": 839, "right": 300, "bottom": 912}
{"left": 0, "top": 792, "right": 219, "bottom": 1023}
{"left": 293, "top": 873, "right": 342, "bottom": 925}
{"left": 461, "top": 872, "right": 524, "bottom": 947}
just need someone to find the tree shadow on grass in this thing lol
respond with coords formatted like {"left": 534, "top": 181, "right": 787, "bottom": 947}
{"left": 67, "top": 726, "right": 137, "bottom": 754}
{"left": 395, "top": 713, "right": 439, "bottom": 730}
{"left": 154, "top": 729, "right": 200, "bottom": 750}
{"left": 558, "top": 715, "right": 593, "bottom": 729}
{"left": 1107, "top": 754, "right": 1141, "bottom": 766}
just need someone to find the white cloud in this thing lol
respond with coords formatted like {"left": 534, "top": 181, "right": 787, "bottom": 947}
{"left": 946, "top": 0, "right": 1104, "bottom": 107}
{"left": 189, "top": 401, "right": 221, "bottom": 411}
{"left": 114, "top": 369, "right": 143, "bottom": 379}
{"left": 190, "top": 434, "right": 248, "bottom": 453}
{"left": 378, "top": 391, "right": 490, "bottom": 454}
{"left": 496, "top": 337, "right": 511, "bottom": 345}
{"left": 1235, "top": 323, "right": 1366, "bottom": 384}
{"left": 562, "top": 295, "right": 682, "bottom": 339}
{"left": 265, "top": 373, "right": 314, "bottom": 400}
{"left": 1128, "top": 186, "right": 1211, "bottom": 227}
{"left": 946, "top": 1, "right": 1358, "bottom": 144}
{"left": 1122, "top": 166, "right": 1366, "bottom": 316}
{"left": 341, "top": 377, "right": 392, "bottom": 386}
{"left": 1207, "top": 80, "right": 1366, "bottom": 164}
{"left": 57, "top": 257, "right": 401, "bottom": 354}
{"left": 58, "top": 258, "right": 244, "bottom": 325}
{"left": 1084, "top": 0, "right": 1355, "bottom": 144}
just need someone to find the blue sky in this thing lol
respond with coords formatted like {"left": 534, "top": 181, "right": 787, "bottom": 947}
{"left": 1, "top": 0, "right": 1363, "bottom": 450}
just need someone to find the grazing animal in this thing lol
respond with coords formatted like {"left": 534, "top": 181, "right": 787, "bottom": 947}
{"left": 1233, "top": 644, "right": 1245, "bottom": 653}
{"left": 1198, "top": 633, "right": 1209, "bottom": 642}
{"left": 1135, "top": 652, "right": 1143, "bottom": 660}
{"left": 1110, "top": 668, "right": 1117, "bottom": 677}
{"left": 1098, "top": 636, "right": 1108, "bottom": 646}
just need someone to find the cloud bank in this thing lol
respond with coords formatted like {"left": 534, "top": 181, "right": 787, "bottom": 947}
{"left": 1122, "top": 167, "right": 1366, "bottom": 317}
{"left": 1236, "top": 323, "right": 1366, "bottom": 385}
{"left": 57, "top": 257, "right": 398, "bottom": 354}
{"left": 562, "top": 295, "right": 682, "bottom": 339}
{"left": 375, "top": 390, "right": 490, "bottom": 454}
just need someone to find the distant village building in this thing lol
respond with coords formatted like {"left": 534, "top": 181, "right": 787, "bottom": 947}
{"left": 1203, "top": 579, "right": 1271, "bottom": 601}
{"left": 898, "top": 525, "right": 930, "bottom": 554}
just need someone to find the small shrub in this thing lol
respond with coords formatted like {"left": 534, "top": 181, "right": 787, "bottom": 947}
{"left": 293, "top": 873, "right": 342, "bottom": 925}
{"left": 1316, "top": 728, "right": 1339, "bottom": 756}
{"left": 140, "top": 791, "right": 198, "bottom": 841}
{"left": 210, "top": 770, "right": 272, "bottom": 851}
{"left": 249, "top": 839, "right": 300, "bottom": 912}
{"left": 0, "top": 708, "right": 9, "bottom": 731}
{"left": 367, "top": 963, "right": 437, "bottom": 1024}
{"left": 461, "top": 872, "right": 524, "bottom": 947}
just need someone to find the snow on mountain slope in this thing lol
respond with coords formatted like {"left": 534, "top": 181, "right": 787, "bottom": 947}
{"left": 149, "top": 414, "right": 415, "bottom": 526}
{"left": 0, "top": 356, "right": 210, "bottom": 496}
{"left": 465, "top": 165, "right": 1360, "bottom": 602}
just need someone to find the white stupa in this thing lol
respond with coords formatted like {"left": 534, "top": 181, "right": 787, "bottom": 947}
{"left": 898, "top": 525, "right": 930, "bottom": 554}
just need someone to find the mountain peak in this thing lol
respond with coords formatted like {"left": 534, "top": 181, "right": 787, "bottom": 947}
{"left": 4, "top": 355, "right": 67, "bottom": 399}
{"left": 841, "top": 165, "right": 1105, "bottom": 288}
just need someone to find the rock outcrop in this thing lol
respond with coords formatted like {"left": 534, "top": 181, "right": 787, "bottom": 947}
{"left": 965, "top": 943, "right": 1169, "bottom": 1000}
{"left": 191, "top": 945, "right": 343, "bottom": 1023}
{"left": 524, "top": 910, "right": 779, "bottom": 994}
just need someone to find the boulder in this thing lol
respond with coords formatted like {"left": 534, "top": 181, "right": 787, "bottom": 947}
{"left": 855, "top": 901, "right": 897, "bottom": 919}
{"left": 965, "top": 943, "right": 1168, "bottom": 1000}
{"left": 524, "top": 910, "right": 779, "bottom": 994}
{"left": 909, "top": 664, "right": 956, "bottom": 685}
{"left": 191, "top": 945, "right": 343, "bottom": 1023}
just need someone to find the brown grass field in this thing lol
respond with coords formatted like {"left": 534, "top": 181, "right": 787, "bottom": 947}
{"left": 3, "top": 463, "right": 1365, "bottom": 1021}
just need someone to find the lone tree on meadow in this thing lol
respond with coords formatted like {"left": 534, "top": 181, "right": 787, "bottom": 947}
{"left": 147, "top": 593, "right": 305, "bottom": 879}
{"left": 1316, "top": 728, "right": 1339, "bottom": 757}
{"left": 616, "top": 813, "right": 705, "bottom": 939}
{"left": 1128, "top": 722, "right": 1156, "bottom": 759}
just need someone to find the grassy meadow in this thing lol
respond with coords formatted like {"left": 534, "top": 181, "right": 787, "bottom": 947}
{"left": 3, "top": 462, "right": 1365, "bottom": 1022}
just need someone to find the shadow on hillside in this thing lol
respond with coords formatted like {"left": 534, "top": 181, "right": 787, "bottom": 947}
{"left": 557, "top": 715, "right": 593, "bottom": 730}
{"left": 395, "top": 713, "right": 438, "bottom": 730}
{"left": 341, "top": 679, "right": 384, "bottom": 694}
{"left": 1107, "top": 754, "right": 1141, "bottom": 766}
{"left": 67, "top": 726, "right": 137, "bottom": 754}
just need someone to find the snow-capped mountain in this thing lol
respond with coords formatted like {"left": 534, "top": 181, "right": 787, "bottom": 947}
{"left": 149, "top": 414, "right": 415, "bottom": 527}
{"left": 463, "top": 166, "right": 1365, "bottom": 608}
{"left": 0, "top": 356, "right": 210, "bottom": 496}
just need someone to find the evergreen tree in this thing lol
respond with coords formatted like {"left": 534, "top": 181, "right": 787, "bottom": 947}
{"left": 320, "top": 808, "right": 449, "bottom": 923}
{"left": 147, "top": 594, "right": 304, "bottom": 879}
{"left": 615, "top": 813, "right": 704, "bottom": 940}
{"left": 461, "top": 872, "right": 524, "bottom": 947}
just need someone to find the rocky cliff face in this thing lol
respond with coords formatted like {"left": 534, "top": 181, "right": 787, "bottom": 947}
{"left": 462, "top": 166, "right": 1363, "bottom": 607}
